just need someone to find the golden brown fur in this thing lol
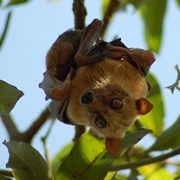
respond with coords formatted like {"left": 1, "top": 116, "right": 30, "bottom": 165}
{"left": 41, "top": 19, "right": 155, "bottom": 156}
{"left": 66, "top": 58, "right": 149, "bottom": 138}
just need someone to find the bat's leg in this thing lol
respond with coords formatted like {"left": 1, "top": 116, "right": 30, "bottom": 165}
{"left": 40, "top": 68, "right": 74, "bottom": 101}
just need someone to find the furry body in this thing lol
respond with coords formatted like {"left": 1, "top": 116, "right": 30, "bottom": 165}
{"left": 41, "top": 19, "right": 155, "bottom": 156}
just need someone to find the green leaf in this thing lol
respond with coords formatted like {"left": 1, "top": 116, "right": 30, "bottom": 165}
{"left": 0, "top": 174, "right": 12, "bottom": 180}
{"left": 176, "top": 0, "right": 180, "bottom": 7}
{"left": 104, "top": 172, "right": 117, "bottom": 180}
{"left": 51, "top": 142, "right": 74, "bottom": 176}
{"left": 140, "top": 73, "right": 165, "bottom": 136}
{"left": 139, "top": 0, "right": 167, "bottom": 53}
{"left": 0, "top": 80, "right": 24, "bottom": 115}
{"left": 5, "top": 0, "right": 30, "bottom": 7}
{"left": 138, "top": 163, "right": 175, "bottom": 179}
{"left": 113, "top": 173, "right": 127, "bottom": 180}
{"left": 128, "top": 0, "right": 147, "bottom": 8}
{"left": 56, "top": 129, "right": 152, "bottom": 180}
{"left": 3, "top": 141, "right": 50, "bottom": 180}
{"left": 148, "top": 116, "right": 180, "bottom": 151}
{"left": 104, "top": 171, "right": 127, "bottom": 180}
{"left": 101, "top": 0, "right": 111, "bottom": 17}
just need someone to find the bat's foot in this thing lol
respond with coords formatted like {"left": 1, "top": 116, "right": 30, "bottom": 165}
{"left": 40, "top": 68, "right": 75, "bottom": 102}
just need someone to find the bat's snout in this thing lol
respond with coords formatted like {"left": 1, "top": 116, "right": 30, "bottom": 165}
{"left": 81, "top": 90, "right": 93, "bottom": 104}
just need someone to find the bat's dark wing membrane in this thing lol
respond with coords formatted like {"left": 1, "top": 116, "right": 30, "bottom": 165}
{"left": 75, "top": 19, "right": 155, "bottom": 76}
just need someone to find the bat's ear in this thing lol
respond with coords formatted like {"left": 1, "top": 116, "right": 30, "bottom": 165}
{"left": 110, "top": 38, "right": 127, "bottom": 48}
{"left": 128, "top": 49, "right": 156, "bottom": 76}
{"left": 136, "top": 98, "right": 153, "bottom": 115}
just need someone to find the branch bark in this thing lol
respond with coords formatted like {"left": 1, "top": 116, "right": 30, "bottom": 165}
{"left": 22, "top": 106, "right": 52, "bottom": 143}
{"left": 0, "top": 115, "right": 19, "bottom": 140}
{"left": 0, "top": 169, "right": 13, "bottom": 178}
{"left": 109, "top": 147, "right": 180, "bottom": 171}
{"left": 73, "top": 125, "right": 86, "bottom": 143}
{"left": 101, "top": 0, "right": 122, "bottom": 38}
{"left": 72, "top": 0, "right": 87, "bottom": 142}
{"left": 73, "top": 0, "right": 87, "bottom": 30}
{"left": 1, "top": 106, "right": 52, "bottom": 143}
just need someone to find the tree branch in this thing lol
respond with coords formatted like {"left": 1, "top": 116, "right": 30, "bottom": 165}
{"left": 73, "top": 0, "right": 87, "bottom": 30}
{"left": 73, "top": 125, "right": 86, "bottom": 143}
{"left": 1, "top": 106, "right": 52, "bottom": 143}
{"left": 109, "top": 147, "right": 180, "bottom": 171}
{"left": 100, "top": 0, "right": 122, "bottom": 38}
{"left": 22, "top": 106, "right": 52, "bottom": 143}
{"left": 72, "top": 0, "right": 86, "bottom": 142}
{"left": 0, "top": 115, "right": 19, "bottom": 140}
{"left": 0, "top": 169, "right": 13, "bottom": 178}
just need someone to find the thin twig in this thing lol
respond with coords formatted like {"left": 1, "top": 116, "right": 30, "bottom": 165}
{"left": 22, "top": 106, "right": 52, "bottom": 143}
{"left": 73, "top": 125, "right": 86, "bottom": 143}
{"left": 109, "top": 147, "right": 180, "bottom": 171}
{"left": 72, "top": 0, "right": 86, "bottom": 142}
{"left": 0, "top": 11, "right": 12, "bottom": 49}
{"left": 101, "top": 0, "right": 122, "bottom": 38}
{"left": 1, "top": 106, "right": 52, "bottom": 143}
{"left": 0, "top": 169, "right": 13, "bottom": 178}
{"left": 0, "top": 115, "right": 19, "bottom": 140}
{"left": 165, "top": 160, "right": 180, "bottom": 167}
{"left": 73, "top": 0, "right": 87, "bottom": 30}
{"left": 41, "top": 120, "right": 55, "bottom": 180}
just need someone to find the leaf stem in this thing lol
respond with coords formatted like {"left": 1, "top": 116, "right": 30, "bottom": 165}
{"left": 41, "top": 119, "right": 55, "bottom": 180}
{"left": 109, "top": 147, "right": 180, "bottom": 171}
{"left": 0, "top": 115, "right": 19, "bottom": 140}
{"left": 100, "top": 0, "right": 122, "bottom": 38}
{"left": 0, "top": 11, "right": 12, "bottom": 50}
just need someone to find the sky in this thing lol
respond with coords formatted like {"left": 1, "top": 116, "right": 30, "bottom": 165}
{"left": 0, "top": 0, "right": 180, "bottom": 171}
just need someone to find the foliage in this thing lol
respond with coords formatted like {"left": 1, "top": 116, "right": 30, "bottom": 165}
{"left": 0, "top": 80, "right": 23, "bottom": 115}
{"left": 0, "top": 0, "right": 180, "bottom": 180}
{"left": 3, "top": 141, "right": 51, "bottom": 180}
{"left": 139, "top": 0, "right": 167, "bottom": 53}
{"left": 140, "top": 73, "right": 165, "bottom": 136}
{"left": 166, "top": 65, "right": 180, "bottom": 93}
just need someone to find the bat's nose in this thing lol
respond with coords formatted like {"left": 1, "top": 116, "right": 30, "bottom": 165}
{"left": 81, "top": 91, "right": 93, "bottom": 104}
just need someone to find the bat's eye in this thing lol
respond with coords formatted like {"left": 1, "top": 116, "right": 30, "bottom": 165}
{"left": 111, "top": 98, "right": 122, "bottom": 110}
{"left": 95, "top": 117, "right": 107, "bottom": 128}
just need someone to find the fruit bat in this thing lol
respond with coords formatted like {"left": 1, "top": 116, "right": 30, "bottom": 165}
{"left": 39, "top": 19, "right": 155, "bottom": 157}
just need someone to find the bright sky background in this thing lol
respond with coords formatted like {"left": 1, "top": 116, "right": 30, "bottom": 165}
{"left": 0, "top": 0, "right": 180, "bottom": 171}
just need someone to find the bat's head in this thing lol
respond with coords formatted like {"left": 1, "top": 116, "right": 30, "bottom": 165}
{"left": 66, "top": 58, "right": 153, "bottom": 150}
